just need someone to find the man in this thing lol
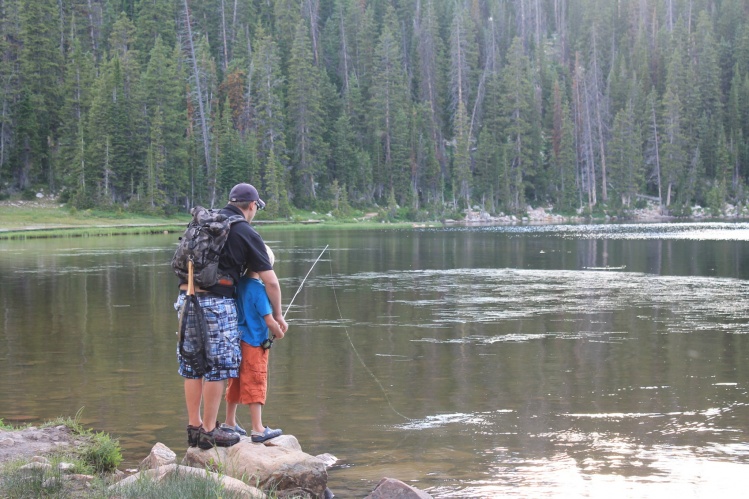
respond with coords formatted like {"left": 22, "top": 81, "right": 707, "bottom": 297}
{"left": 177, "top": 183, "right": 288, "bottom": 449}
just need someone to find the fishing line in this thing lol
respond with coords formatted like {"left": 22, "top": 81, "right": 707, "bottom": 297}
{"left": 326, "top": 252, "right": 413, "bottom": 422}
{"left": 238, "top": 245, "right": 329, "bottom": 432}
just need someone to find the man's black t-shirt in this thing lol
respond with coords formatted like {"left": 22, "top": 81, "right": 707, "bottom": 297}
{"left": 210, "top": 204, "right": 272, "bottom": 296}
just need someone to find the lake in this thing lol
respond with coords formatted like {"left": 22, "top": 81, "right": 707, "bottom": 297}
{"left": 1, "top": 222, "right": 749, "bottom": 497}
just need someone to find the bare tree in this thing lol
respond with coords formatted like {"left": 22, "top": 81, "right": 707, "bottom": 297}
{"left": 338, "top": 1, "right": 350, "bottom": 92}
{"left": 414, "top": 0, "right": 446, "bottom": 172}
{"left": 220, "top": 0, "right": 229, "bottom": 71}
{"left": 649, "top": 92, "right": 662, "bottom": 208}
{"left": 588, "top": 28, "right": 609, "bottom": 202}
{"left": 182, "top": 0, "right": 214, "bottom": 206}
{"left": 303, "top": 0, "right": 320, "bottom": 65}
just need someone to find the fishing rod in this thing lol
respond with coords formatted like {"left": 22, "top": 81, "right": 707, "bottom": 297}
{"left": 284, "top": 244, "right": 329, "bottom": 319}
{"left": 263, "top": 245, "right": 329, "bottom": 350}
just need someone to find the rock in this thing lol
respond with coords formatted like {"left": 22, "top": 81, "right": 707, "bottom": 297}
{"left": 315, "top": 453, "right": 338, "bottom": 467}
{"left": 69, "top": 473, "right": 95, "bottom": 484}
{"left": 31, "top": 456, "right": 50, "bottom": 464}
{"left": 0, "top": 438, "right": 14, "bottom": 447}
{"left": 19, "top": 461, "right": 52, "bottom": 471}
{"left": 111, "top": 463, "right": 264, "bottom": 498}
{"left": 182, "top": 436, "right": 327, "bottom": 498}
{"left": 140, "top": 442, "right": 177, "bottom": 469}
{"left": 265, "top": 434, "right": 302, "bottom": 451}
{"left": 364, "top": 477, "right": 433, "bottom": 499}
{"left": 57, "top": 462, "right": 76, "bottom": 472}
{"left": 42, "top": 476, "right": 62, "bottom": 488}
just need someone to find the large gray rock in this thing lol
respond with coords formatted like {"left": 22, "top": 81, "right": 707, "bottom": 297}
{"left": 112, "top": 463, "right": 264, "bottom": 498}
{"left": 140, "top": 442, "right": 176, "bottom": 470}
{"left": 365, "top": 477, "right": 433, "bottom": 499}
{"left": 182, "top": 435, "right": 327, "bottom": 498}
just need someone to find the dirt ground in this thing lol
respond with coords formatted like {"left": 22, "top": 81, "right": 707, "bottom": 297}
{"left": 0, "top": 425, "right": 86, "bottom": 465}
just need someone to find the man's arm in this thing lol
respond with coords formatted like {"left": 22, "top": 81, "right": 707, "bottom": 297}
{"left": 257, "top": 269, "right": 288, "bottom": 333}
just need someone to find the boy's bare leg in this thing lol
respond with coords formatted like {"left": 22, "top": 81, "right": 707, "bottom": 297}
{"left": 225, "top": 401, "right": 238, "bottom": 427}
{"left": 249, "top": 403, "right": 264, "bottom": 433}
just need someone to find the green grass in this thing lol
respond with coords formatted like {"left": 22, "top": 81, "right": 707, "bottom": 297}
{"left": 108, "top": 468, "right": 253, "bottom": 499}
{"left": 0, "top": 203, "right": 431, "bottom": 239}
{"left": 0, "top": 203, "right": 187, "bottom": 239}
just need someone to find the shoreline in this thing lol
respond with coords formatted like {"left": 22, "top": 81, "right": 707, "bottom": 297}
{"left": 2, "top": 199, "right": 749, "bottom": 240}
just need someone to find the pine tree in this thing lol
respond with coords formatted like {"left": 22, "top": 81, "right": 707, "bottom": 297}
{"left": 369, "top": 6, "right": 408, "bottom": 200}
{"left": 57, "top": 36, "right": 96, "bottom": 201}
{"left": 252, "top": 26, "right": 287, "bottom": 186}
{"left": 694, "top": 12, "right": 723, "bottom": 181}
{"left": 452, "top": 99, "right": 471, "bottom": 208}
{"left": 287, "top": 20, "right": 328, "bottom": 205}
{"left": 332, "top": 111, "right": 357, "bottom": 198}
{"left": 475, "top": 68, "right": 502, "bottom": 212}
{"left": 608, "top": 103, "right": 643, "bottom": 208}
{"left": 141, "top": 37, "right": 188, "bottom": 206}
{"left": 549, "top": 79, "right": 578, "bottom": 213}
{"left": 145, "top": 106, "right": 167, "bottom": 209}
{"left": 498, "top": 37, "right": 536, "bottom": 212}
{"left": 660, "top": 86, "right": 687, "bottom": 207}
{"left": 134, "top": 0, "right": 177, "bottom": 63}
{"left": 16, "top": 0, "right": 63, "bottom": 189}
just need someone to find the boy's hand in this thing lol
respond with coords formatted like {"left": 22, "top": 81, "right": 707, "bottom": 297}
{"left": 266, "top": 316, "right": 285, "bottom": 340}
{"left": 275, "top": 314, "right": 289, "bottom": 334}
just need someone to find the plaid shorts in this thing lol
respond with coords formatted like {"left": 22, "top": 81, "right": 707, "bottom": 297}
{"left": 175, "top": 293, "right": 240, "bottom": 381}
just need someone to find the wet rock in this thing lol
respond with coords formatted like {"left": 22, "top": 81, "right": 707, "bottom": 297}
{"left": 315, "top": 453, "right": 338, "bottom": 467}
{"left": 365, "top": 477, "right": 433, "bottom": 499}
{"left": 182, "top": 435, "right": 327, "bottom": 498}
{"left": 140, "top": 442, "right": 176, "bottom": 469}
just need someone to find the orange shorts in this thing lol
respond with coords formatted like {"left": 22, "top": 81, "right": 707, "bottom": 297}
{"left": 226, "top": 341, "right": 268, "bottom": 405}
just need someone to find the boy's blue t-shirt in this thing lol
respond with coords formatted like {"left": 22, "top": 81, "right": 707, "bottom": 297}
{"left": 235, "top": 276, "right": 273, "bottom": 347}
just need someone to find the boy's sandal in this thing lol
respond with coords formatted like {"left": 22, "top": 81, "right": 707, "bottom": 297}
{"left": 251, "top": 426, "right": 283, "bottom": 443}
{"left": 220, "top": 423, "right": 247, "bottom": 436}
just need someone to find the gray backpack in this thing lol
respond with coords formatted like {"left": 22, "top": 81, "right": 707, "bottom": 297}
{"left": 171, "top": 206, "right": 247, "bottom": 289}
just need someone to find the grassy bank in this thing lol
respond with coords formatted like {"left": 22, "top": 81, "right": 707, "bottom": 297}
{"left": 0, "top": 202, "right": 186, "bottom": 238}
{"left": 0, "top": 416, "right": 299, "bottom": 498}
{"left": 0, "top": 202, "right": 426, "bottom": 239}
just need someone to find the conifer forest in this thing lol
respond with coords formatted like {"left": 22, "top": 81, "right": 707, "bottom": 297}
{"left": 2, "top": 1, "right": 749, "bottom": 218}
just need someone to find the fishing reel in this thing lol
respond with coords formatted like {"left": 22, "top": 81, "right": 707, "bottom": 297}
{"left": 261, "top": 337, "right": 273, "bottom": 350}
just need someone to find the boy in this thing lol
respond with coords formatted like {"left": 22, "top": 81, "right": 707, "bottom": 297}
{"left": 223, "top": 245, "right": 285, "bottom": 442}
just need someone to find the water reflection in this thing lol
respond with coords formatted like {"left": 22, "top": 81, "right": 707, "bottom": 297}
{"left": 1, "top": 225, "right": 749, "bottom": 497}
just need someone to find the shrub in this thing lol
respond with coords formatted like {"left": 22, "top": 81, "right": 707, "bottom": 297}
{"left": 81, "top": 432, "right": 122, "bottom": 473}
{"left": 21, "top": 188, "right": 37, "bottom": 201}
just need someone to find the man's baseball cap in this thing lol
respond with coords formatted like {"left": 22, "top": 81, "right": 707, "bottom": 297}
{"left": 229, "top": 183, "right": 265, "bottom": 210}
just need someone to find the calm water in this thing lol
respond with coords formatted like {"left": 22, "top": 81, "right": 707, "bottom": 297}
{"left": 2, "top": 222, "right": 749, "bottom": 497}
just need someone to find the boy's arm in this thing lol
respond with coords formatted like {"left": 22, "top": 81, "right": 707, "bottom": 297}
{"left": 257, "top": 269, "right": 288, "bottom": 333}
{"left": 264, "top": 314, "right": 284, "bottom": 339}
